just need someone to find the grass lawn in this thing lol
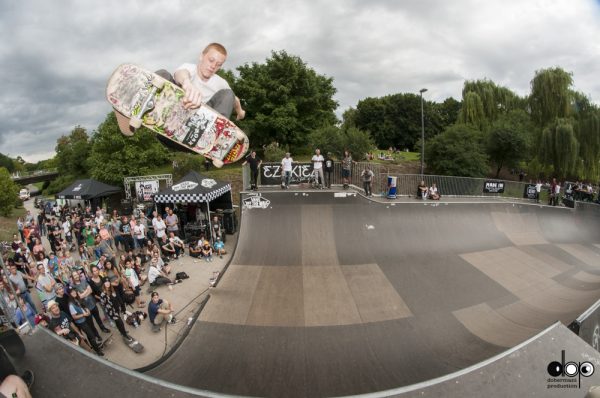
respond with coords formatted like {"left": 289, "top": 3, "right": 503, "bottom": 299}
{"left": 0, "top": 207, "right": 25, "bottom": 242}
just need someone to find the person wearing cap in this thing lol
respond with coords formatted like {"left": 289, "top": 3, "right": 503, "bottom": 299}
{"left": 148, "top": 291, "right": 175, "bottom": 332}
{"left": 46, "top": 300, "right": 82, "bottom": 346}
{"left": 213, "top": 237, "right": 225, "bottom": 259}
{"left": 281, "top": 152, "right": 294, "bottom": 189}
{"left": 34, "top": 263, "right": 56, "bottom": 310}
{"left": 201, "top": 240, "right": 213, "bottom": 262}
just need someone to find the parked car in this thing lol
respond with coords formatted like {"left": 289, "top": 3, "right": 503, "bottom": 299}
{"left": 18, "top": 189, "right": 30, "bottom": 201}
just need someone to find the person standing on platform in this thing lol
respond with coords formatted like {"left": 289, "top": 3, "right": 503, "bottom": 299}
{"left": 281, "top": 152, "right": 293, "bottom": 189}
{"left": 311, "top": 149, "right": 325, "bottom": 188}
{"left": 243, "top": 151, "right": 262, "bottom": 191}
{"left": 323, "top": 153, "right": 334, "bottom": 188}
{"left": 341, "top": 150, "right": 354, "bottom": 189}
{"left": 361, "top": 166, "right": 375, "bottom": 197}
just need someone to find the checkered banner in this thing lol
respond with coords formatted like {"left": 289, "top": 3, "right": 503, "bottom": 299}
{"left": 154, "top": 183, "right": 231, "bottom": 203}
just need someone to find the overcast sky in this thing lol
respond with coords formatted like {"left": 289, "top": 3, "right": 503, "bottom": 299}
{"left": 1, "top": 0, "right": 599, "bottom": 162}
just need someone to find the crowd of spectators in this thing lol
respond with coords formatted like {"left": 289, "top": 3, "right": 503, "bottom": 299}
{"left": 1, "top": 202, "right": 227, "bottom": 357}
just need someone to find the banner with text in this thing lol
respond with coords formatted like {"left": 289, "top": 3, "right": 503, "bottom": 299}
{"left": 261, "top": 163, "right": 316, "bottom": 185}
{"left": 135, "top": 180, "right": 160, "bottom": 202}
{"left": 483, "top": 180, "right": 505, "bottom": 194}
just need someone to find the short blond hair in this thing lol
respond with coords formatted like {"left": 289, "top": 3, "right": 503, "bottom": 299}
{"left": 203, "top": 43, "right": 227, "bottom": 56}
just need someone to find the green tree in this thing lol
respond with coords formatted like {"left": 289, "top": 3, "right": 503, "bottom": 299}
{"left": 342, "top": 127, "right": 375, "bottom": 161}
{"left": 308, "top": 125, "right": 344, "bottom": 157}
{"left": 529, "top": 67, "right": 573, "bottom": 129}
{"left": 0, "top": 153, "right": 15, "bottom": 173}
{"left": 233, "top": 50, "right": 338, "bottom": 150}
{"left": 0, "top": 167, "right": 19, "bottom": 216}
{"left": 576, "top": 111, "right": 600, "bottom": 181}
{"left": 487, "top": 110, "right": 533, "bottom": 177}
{"left": 172, "top": 152, "right": 206, "bottom": 180}
{"left": 88, "top": 113, "right": 170, "bottom": 185}
{"left": 540, "top": 118, "right": 579, "bottom": 179}
{"left": 459, "top": 80, "right": 525, "bottom": 132}
{"left": 55, "top": 126, "right": 91, "bottom": 177}
{"left": 426, "top": 124, "right": 489, "bottom": 177}
{"left": 353, "top": 93, "right": 446, "bottom": 151}
{"left": 263, "top": 142, "right": 288, "bottom": 162}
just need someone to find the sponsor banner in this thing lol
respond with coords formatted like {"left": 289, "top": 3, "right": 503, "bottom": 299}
{"left": 261, "top": 163, "right": 315, "bottom": 185}
{"left": 524, "top": 184, "right": 537, "bottom": 199}
{"left": 135, "top": 180, "right": 159, "bottom": 202}
{"left": 483, "top": 180, "right": 505, "bottom": 194}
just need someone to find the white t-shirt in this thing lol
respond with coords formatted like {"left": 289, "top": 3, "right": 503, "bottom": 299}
{"left": 133, "top": 224, "right": 145, "bottom": 240}
{"left": 148, "top": 266, "right": 161, "bottom": 284}
{"left": 312, "top": 154, "right": 324, "bottom": 170}
{"left": 154, "top": 219, "right": 166, "bottom": 238}
{"left": 175, "top": 63, "right": 231, "bottom": 103}
{"left": 281, "top": 157, "right": 293, "bottom": 172}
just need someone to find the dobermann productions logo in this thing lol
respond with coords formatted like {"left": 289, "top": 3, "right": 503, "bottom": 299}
{"left": 547, "top": 350, "right": 594, "bottom": 390}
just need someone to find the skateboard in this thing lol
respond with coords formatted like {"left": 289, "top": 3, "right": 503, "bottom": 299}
{"left": 99, "top": 333, "right": 113, "bottom": 349}
{"left": 209, "top": 271, "right": 220, "bottom": 287}
{"left": 106, "top": 64, "right": 249, "bottom": 168}
{"left": 123, "top": 335, "right": 144, "bottom": 353}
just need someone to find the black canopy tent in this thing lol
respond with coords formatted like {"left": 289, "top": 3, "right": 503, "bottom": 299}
{"left": 153, "top": 170, "right": 233, "bottom": 239}
{"left": 56, "top": 179, "right": 122, "bottom": 209}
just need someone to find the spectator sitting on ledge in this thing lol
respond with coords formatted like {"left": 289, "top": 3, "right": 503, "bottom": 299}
{"left": 428, "top": 183, "right": 441, "bottom": 200}
{"left": 148, "top": 291, "right": 175, "bottom": 332}
{"left": 417, "top": 180, "right": 428, "bottom": 199}
{"left": 201, "top": 240, "right": 213, "bottom": 262}
{"left": 213, "top": 237, "right": 226, "bottom": 259}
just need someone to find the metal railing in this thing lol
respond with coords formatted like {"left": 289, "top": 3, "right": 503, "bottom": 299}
{"left": 247, "top": 162, "right": 537, "bottom": 199}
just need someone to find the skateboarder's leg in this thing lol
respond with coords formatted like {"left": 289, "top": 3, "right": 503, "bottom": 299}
{"left": 155, "top": 69, "right": 176, "bottom": 84}
{"left": 207, "top": 89, "right": 235, "bottom": 119}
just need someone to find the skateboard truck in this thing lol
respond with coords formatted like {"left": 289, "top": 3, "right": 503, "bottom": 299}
{"left": 129, "top": 77, "right": 165, "bottom": 129}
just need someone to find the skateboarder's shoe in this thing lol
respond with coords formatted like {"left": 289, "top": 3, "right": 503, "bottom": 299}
{"left": 22, "top": 370, "right": 34, "bottom": 389}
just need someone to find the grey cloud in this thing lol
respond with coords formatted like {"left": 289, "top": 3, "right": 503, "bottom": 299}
{"left": 1, "top": 0, "right": 599, "bottom": 160}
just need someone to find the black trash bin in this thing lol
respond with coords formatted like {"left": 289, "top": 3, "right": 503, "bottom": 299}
{"left": 222, "top": 209, "right": 237, "bottom": 234}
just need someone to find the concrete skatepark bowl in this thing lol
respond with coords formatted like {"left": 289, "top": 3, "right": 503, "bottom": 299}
{"left": 16, "top": 191, "right": 600, "bottom": 397}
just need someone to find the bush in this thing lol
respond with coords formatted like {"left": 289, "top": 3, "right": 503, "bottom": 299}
{"left": 172, "top": 153, "right": 206, "bottom": 180}
{"left": 263, "top": 142, "right": 288, "bottom": 162}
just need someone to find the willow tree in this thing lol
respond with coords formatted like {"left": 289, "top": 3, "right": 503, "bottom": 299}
{"left": 541, "top": 118, "right": 579, "bottom": 179}
{"left": 462, "top": 79, "right": 525, "bottom": 123}
{"left": 530, "top": 68, "right": 573, "bottom": 129}
{"left": 458, "top": 91, "right": 486, "bottom": 131}
{"left": 576, "top": 111, "right": 600, "bottom": 181}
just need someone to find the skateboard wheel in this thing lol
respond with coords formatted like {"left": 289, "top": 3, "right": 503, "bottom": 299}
{"left": 212, "top": 159, "right": 224, "bottom": 168}
{"left": 151, "top": 75, "right": 165, "bottom": 90}
{"left": 129, "top": 117, "right": 143, "bottom": 130}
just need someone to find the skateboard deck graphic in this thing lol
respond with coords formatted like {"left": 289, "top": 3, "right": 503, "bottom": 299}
{"left": 106, "top": 64, "right": 249, "bottom": 167}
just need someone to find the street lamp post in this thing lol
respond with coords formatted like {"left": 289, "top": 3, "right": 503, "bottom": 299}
{"left": 419, "top": 88, "right": 428, "bottom": 177}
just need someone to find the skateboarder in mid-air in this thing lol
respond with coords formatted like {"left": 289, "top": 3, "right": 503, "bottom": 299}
{"left": 115, "top": 42, "right": 246, "bottom": 135}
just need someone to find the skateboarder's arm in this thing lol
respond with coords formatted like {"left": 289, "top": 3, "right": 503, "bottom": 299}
{"left": 174, "top": 69, "right": 202, "bottom": 110}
